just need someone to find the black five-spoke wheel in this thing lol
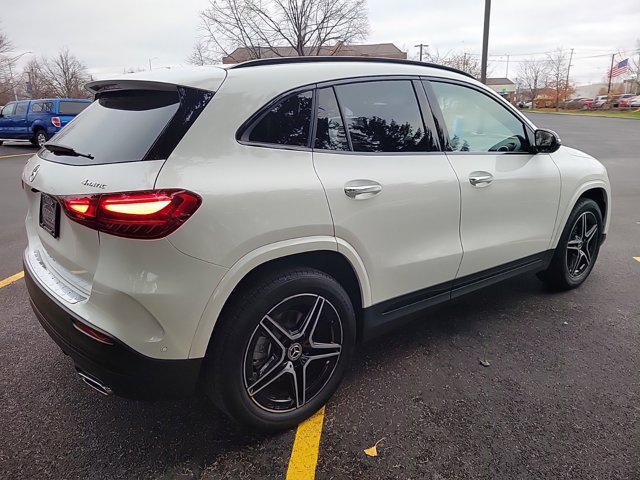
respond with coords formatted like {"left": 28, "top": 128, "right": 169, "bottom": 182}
{"left": 244, "top": 294, "right": 343, "bottom": 413}
{"left": 565, "top": 211, "right": 599, "bottom": 279}
{"left": 538, "top": 197, "right": 603, "bottom": 291}
{"left": 204, "top": 268, "right": 355, "bottom": 430}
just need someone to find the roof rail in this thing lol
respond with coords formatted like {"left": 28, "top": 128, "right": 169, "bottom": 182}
{"left": 227, "top": 56, "right": 475, "bottom": 79}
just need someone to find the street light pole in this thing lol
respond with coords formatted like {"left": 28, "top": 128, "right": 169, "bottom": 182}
{"left": 5, "top": 51, "right": 34, "bottom": 101}
{"left": 480, "top": 0, "right": 491, "bottom": 84}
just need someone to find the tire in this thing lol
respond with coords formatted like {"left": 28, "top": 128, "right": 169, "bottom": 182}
{"left": 203, "top": 267, "right": 356, "bottom": 431}
{"left": 31, "top": 129, "right": 47, "bottom": 148}
{"left": 538, "top": 198, "right": 603, "bottom": 291}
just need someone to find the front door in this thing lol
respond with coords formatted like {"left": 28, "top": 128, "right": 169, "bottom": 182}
{"left": 312, "top": 79, "right": 463, "bottom": 307}
{"left": 0, "top": 102, "right": 16, "bottom": 137}
{"left": 426, "top": 80, "right": 561, "bottom": 278}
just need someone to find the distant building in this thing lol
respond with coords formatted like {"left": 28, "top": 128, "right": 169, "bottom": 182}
{"left": 222, "top": 42, "right": 407, "bottom": 64}
{"left": 486, "top": 77, "right": 516, "bottom": 102}
{"left": 573, "top": 83, "right": 608, "bottom": 99}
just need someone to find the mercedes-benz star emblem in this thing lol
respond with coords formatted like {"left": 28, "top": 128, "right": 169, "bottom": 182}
{"left": 287, "top": 343, "right": 303, "bottom": 361}
{"left": 29, "top": 165, "right": 40, "bottom": 182}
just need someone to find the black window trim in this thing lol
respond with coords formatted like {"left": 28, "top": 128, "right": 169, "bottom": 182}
{"left": 422, "top": 77, "right": 536, "bottom": 155}
{"left": 237, "top": 74, "right": 446, "bottom": 156}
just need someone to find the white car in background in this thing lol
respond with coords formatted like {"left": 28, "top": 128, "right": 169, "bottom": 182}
{"left": 22, "top": 57, "right": 611, "bottom": 430}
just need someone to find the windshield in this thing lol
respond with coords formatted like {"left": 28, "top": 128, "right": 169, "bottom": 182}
{"left": 39, "top": 90, "right": 180, "bottom": 165}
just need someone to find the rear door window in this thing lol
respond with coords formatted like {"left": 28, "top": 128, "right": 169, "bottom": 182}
{"left": 15, "top": 102, "right": 28, "bottom": 115}
{"left": 246, "top": 91, "right": 313, "bottom": 147}
{"left": 30, "top": 102, "right": 43, "bottom": 113}
{"left": 39, "top": 90, "right": 181, "bottom": 165}
{"left": 58, "top": 101, "right": 89, "bottom": 115}
{"left": 334, "top": 80, "right": 437, "bottom": 152}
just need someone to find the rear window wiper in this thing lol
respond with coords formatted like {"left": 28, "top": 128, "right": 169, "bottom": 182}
{"left": 44, "top": 143, "right": 94, "bottom": 160}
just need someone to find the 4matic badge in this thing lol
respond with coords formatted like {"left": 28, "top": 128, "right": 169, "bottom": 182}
{"left": 82, "top": 179, "right": 107, "bottom": 189}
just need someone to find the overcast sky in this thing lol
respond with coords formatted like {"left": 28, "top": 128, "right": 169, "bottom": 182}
{"left": 2, "top": 0, "right": 639, "bottom": 84}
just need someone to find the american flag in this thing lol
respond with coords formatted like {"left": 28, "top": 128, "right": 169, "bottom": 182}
{"left": 610, "top": 58, "right": 630, "bottom": 78}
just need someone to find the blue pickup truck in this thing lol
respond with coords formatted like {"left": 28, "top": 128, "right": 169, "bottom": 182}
{"left": 0, "top": 98, "right": 91, "bottom": 147}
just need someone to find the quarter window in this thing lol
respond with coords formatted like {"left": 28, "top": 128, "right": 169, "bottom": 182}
{"left": 248, "top": 91, "right": 312, "bottom": 147}
{"left": 334, "top": 80, "right": 437, "bottom": 152}
{"left": 314, "top": 87, "right": 349, "bottom": 151}
{"left": 429, "top": 81, "right": 528, "bottom": 153}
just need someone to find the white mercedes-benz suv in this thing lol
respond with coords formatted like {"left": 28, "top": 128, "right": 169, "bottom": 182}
{"left": 22, "top": 57, "right": 610, "bottom": 430}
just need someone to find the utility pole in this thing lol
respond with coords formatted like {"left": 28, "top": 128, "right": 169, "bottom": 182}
{"left": 636, "top": 49, "right": 640, "bottom": 94}
{"left": 505, "top": 53, "right": 510, "bottom": 78}
{"left": 607, "top": 53, "right": 615, "bottom": 95}
{"left": 565, "top": 48, "right": 574, "bottom": 100}
{"left": 480, "top": 0, "right": 491, "bottom": 83}
{"left": 414, "top": 43, "right": 429, "bottom": 62}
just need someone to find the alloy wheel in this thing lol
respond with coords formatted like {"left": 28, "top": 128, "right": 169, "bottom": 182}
{"left": 565, "top": 211, "right": 599, "bottom": 278}
{"left": 37, "top": 132, "right": 47, "bottom": 148}
{"left": 243, "top": 293, "right": 343, "bottom": 413}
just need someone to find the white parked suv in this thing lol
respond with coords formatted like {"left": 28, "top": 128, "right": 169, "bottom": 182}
{"left": 22, "top": 57, "right": 611, "bottom": 430}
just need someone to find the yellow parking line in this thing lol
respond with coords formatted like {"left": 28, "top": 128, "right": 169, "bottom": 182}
{"left": 0, "top": 153, "right": 33, "bottom": 159}
{"left": 634, "top": 257, "right": 640, "bottom": 263}
{"left": 0, "top": 271, "right": 24, "bottom": 289}
{"left": 286, "top": 406, "right": 326, "bottom": 480}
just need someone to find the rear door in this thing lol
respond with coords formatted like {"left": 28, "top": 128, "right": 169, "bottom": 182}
{"left": 312, "top": 79, "right": 462, "bottom": 313}
{"left": 424, "top": 79, "right": 560, "bottom": 279}
{"left": 22, "top": 85, "right": 212, "bottom": 296}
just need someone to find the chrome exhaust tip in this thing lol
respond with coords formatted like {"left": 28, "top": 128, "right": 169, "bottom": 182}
{"left": 76, "top": 370, "right": 113, "bottom": 396}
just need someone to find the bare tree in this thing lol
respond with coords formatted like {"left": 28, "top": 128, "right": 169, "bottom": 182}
{"left": 187, "top": 39, "right": 216, "bottom": 65}
{"left": 628, "top": 39, "right": 640, "bottom": 94}
{"left": 546, "top": 48, "right": 571, "bottom": 109}
{"left": 197, "top": 0, "right": 369, "bottom": 62}
{"left": 26, "top": 48, "right": 91, "bottom": 98}
{"left": 0, "top": 29, "right": 16, "bottom": 103}
{"left": 426, "top": 50, "right": 482, "bottom": 78}
{"left": 516, "top": 58, "right": 549, "bottom": 105}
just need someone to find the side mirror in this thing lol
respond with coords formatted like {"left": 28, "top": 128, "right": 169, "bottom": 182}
{"left": 534, "top": 129, "right": 561, "bottom": 153}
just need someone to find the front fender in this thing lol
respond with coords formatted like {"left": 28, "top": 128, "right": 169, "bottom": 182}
{"left": 550, "top": 179, "right": 611, "bottom": 248}
{"left": 187, "top": 235, "right": 371, "bottom": 358}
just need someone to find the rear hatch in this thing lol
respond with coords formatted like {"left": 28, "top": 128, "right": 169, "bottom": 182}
{"left": 22, "top": 77, "right": 220, "bottom": 301}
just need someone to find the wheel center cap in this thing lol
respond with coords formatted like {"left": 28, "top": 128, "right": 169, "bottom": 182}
{"left": 288, "top": 343, "right": 303, "bottom": 361}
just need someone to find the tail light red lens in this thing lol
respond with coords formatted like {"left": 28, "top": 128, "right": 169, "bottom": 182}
{"left": 59, "top": 189, "right": 201, "bottom": 239}
{"left": 73, "top": 320, "right": 114, "bottom": 345}
{"left": 51, "top": 117, "right": 61, "bottom": 127}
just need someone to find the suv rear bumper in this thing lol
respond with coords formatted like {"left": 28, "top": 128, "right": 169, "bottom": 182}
{"left": 24, "top": 262, "right": 202, "bottom": 400}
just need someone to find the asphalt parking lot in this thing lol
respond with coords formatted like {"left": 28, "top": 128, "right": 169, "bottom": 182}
{"left": 1, "top": 113, "right": 639, "bottom": 480}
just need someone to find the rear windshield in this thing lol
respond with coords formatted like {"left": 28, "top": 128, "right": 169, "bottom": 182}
{"left": 58, "top": 101, "right": 90, "bottom": 115}
{"left": 39, "top": 90, "right": 181, "bottom": 165}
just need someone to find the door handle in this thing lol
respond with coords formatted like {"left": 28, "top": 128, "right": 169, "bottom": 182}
{"left": 468, "top": 171, "right": 494, "bottom": 187}
{"left": 344, "top": 180, "right": 383, "bottom": 199}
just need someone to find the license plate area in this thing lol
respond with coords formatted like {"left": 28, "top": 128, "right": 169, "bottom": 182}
{"left": 39, "top": 193, "right": 60, "bottom": 238}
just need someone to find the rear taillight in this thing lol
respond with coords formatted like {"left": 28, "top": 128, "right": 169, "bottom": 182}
{"left": 51, "top": 117, "right": 61, "bottom": 127}
{"left": 59, "top": 189, "right": 201, "bottom": 239}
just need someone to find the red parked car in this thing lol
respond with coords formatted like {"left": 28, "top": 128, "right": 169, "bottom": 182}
{"left": 618, "top": 95, "right": 638, "bottom": 108}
